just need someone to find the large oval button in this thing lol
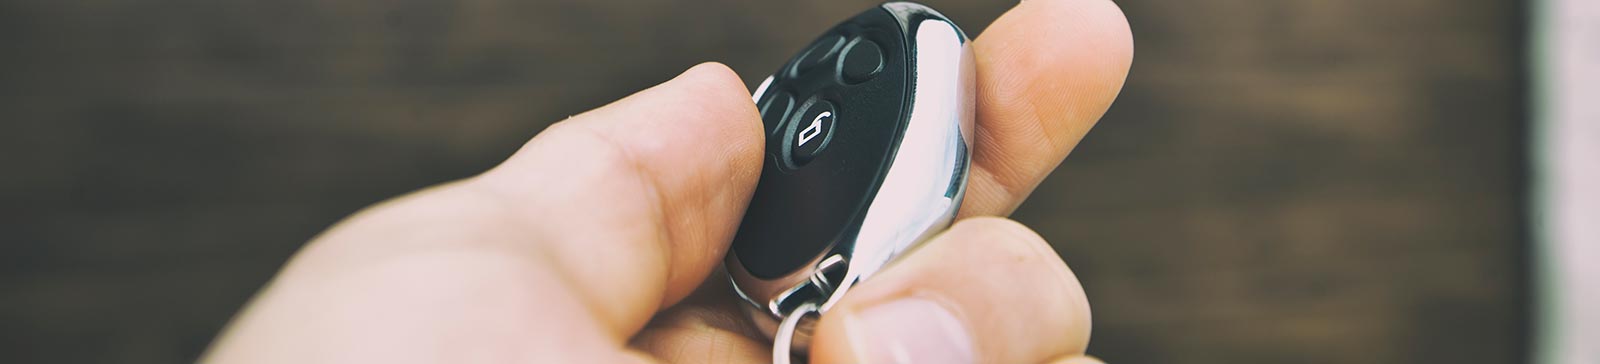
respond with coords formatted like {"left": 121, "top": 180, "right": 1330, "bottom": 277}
{"left": 790, "top": 35, "right": 845, "bottom": 77}
{"left": 839, "top": 38, "right": 884, "bottom": 84}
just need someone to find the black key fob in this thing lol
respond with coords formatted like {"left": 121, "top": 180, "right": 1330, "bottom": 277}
{"left": 726, "top": 2, "right": 974, "bottom": 358}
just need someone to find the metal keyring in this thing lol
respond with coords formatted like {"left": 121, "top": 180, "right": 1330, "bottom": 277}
{"left": 773, "top": 301, "right": 822, "bottom": 364}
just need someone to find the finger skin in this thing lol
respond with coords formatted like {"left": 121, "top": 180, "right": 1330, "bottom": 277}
{"left": 474, "top": 62, "right": 764, "bottom": 335}
{"left": 1048, "top": 355, "right": 1107, "bottom": 364}
{"left": 204, "top": 63, "right": 764, "bottom": 363}
{"left": 959, "top": 0, "right": 1134, "bottom": 218}
{"left": 209, "top": 0, "right": 1136, "bottom": 360}
{"left": 626, "top": 272, "right": 774, "bottom": 364}
{"left": 809, "top": 218, "right": 1092, "bottom": 364}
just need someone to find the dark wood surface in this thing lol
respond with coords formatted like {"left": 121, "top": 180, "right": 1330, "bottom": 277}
{"left": 0, "top": 0, "right": 1526, "bottom": 363}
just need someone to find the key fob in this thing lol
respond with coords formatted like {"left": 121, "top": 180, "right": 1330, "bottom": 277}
{"left": 727, "top": 1, "right": 974, "bottom": 351}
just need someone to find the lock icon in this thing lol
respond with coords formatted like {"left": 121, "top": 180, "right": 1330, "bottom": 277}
{"left": 787, "top": 99, "right": 836, "bottom": 167}
{"left": 798, "top": 111, "right": 830, "bottom": 147}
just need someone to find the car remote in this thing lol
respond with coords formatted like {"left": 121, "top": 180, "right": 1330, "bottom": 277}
{"left": 727, "top": 2, "right": 974, "bottom": 362}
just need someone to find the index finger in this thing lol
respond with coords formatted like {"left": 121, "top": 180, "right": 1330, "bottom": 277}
{"left": 959, "top": 0, "right": 1134, "bottom": 218}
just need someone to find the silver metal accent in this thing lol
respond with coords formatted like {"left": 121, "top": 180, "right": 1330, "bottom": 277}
{"left": 772, "top": 302, "right": 821, "bottom": 364}
{"left": 821, "top": 17, "right": 973, "bottom": 312}
{"left": 810, "top": 254, "right": 848, "bottom": 295}
{"left": 728, "top": 4, "right": 975, "bottom": 351}
{"left": 753, "top": 76, "right": 775, "bottom": 101}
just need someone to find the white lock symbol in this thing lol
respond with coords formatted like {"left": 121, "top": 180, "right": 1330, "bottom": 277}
{"left": 798, "top": 111, "right": 830, "bottom": 147}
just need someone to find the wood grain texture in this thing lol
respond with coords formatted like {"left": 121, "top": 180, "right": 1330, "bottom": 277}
{"left": 0, "top": 0, "right": 1524, "bottom": 363}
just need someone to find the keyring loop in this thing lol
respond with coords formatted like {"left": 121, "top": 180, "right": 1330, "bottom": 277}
{"left": 773, "top": 301, "right": 822, "bottom": 364}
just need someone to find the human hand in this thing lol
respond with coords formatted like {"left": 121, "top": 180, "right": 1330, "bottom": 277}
{"left": 202, "top": 0, "right": 1131, "bottom": 363}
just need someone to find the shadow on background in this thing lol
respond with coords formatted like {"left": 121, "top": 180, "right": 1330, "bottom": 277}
{"left": 0, "top": 0, "right": 1525, "bottom": 363}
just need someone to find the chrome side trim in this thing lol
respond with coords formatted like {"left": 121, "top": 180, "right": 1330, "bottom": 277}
{"left": 752, "top": 75, "right": 775, "bottom": 101}
{"left": 821, "top": 18, "right": 973, "bottom": 311}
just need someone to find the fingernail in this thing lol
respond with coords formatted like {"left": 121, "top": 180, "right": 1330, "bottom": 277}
{"left": 843, "top": 298, "right": 975, "bottom": 364}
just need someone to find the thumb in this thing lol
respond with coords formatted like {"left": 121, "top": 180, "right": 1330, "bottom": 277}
{"left": 477, "top": 61, "right": 765, "bottom": 334}
{"left": 204, "top": 63, "right": 764, "bottom": 363}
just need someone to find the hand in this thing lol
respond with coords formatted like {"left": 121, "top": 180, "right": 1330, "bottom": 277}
{"left": 202, "top": 0, "right": 1131, "bottom": 363}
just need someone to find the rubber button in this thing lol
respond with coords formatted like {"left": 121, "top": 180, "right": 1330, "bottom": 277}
{"left": 792, "top": 35, "right": 845, "bottom": 77}
{"left": 788, "top": 100, "right": 836, "bottom": 166}
{"left": 759, "top": 91, "right": 795, "bottom": 136}
{"left": 839, "top": 38, "right": 884, "bottom": 84}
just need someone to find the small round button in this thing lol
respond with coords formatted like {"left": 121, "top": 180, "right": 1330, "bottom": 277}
{"left": 758, "top": 91, "right": 795, "bottom": 136}
{"left": 787, "top": 100, "right": 836, "bottom": 167}
{"left": 839, "top": 38, "right": 884, "bottom": 84}
{"left": 791, "top": 35, "right": 845, "bottom": 77}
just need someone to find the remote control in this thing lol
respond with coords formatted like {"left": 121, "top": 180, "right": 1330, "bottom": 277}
{"left": 727, "top": 2, "right": 974, "bottom": 360}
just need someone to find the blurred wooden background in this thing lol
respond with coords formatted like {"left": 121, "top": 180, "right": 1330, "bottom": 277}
{"left": 0, "top": 0, "right": 1525, "bottom": 363}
